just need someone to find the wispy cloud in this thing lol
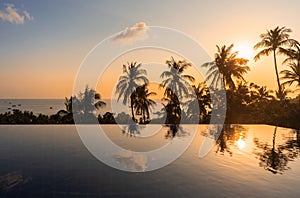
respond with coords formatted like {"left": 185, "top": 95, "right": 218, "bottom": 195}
{"left": 0, "top": 4, "right": 33, "bottom": 24}
{"left": 112, "top": 22, "right": 149, "bottom": 44}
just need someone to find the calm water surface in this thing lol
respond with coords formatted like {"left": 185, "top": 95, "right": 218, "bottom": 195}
{"left": 0, "top": 124, "right": 299, "bottom": 197}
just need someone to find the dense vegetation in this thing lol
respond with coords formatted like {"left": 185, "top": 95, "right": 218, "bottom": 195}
{"left": 0, "top": 26, "right": 299, "bottom": 129}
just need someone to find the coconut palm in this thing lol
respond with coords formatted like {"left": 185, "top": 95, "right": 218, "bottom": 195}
{"left": 132, "top": 84, "right": 156, "bottom": 123}
{"left": 115, "top": 62, "right": 148, "bottom": 121}
{"left": 185, "top": 82, "right": 211, "bottom": 123}
{"left": 280, "top": 62, "right": 300, "bottom": 89}
{"left": 250, "top": 84, "right": 275, "bottom": 103}
{"left": 160, "top": 57, "right": 195, "bottom": 99}
{"left": 202, "top": 44, "right": 249, "bottom": 90}
{"left": 281, "top": 39, "right": 300, "bottom": 65}
{"left": 78, "top": 86, "right": 106, "bottom": 116}
{"left": 162, "top": 88, "right": 181, "bottom": 124}
{"left": 254, "top": 26, "right": 292, "bottom": 100}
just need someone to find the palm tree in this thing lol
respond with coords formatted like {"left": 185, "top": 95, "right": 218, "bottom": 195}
{"left": 250, "top": 84, "right": 275, "bottom": 103}
{"left": 281, "top": 39, "right": 300, "bottom": 65}
{"left": 162, "top": 88, "right": 181, "bottom": 124}
{"left": 115, "top": 62, "right": 148, "bottom": 121}
{"left": 254, "top": 26, "right": 292, "bottom": 100}
{"left": 160, "top": 57, "right": 195, "bottom": 99}
{"left": 185, "top": 82, "right": 211, "bottom": 123}
{"left": 132, "top": 84, "right": 156, "bottom": 123}
{"left": 202, "top": 44, "right": 249, "bottom": 90}
{"left": 78, "top": 86, "right": 106, "bottom": 116}
{"left": 64, "top": 96, "right": 80, "bottom": 114}
{"left": 280, "top": 62, "right": 300, "bottom": 89}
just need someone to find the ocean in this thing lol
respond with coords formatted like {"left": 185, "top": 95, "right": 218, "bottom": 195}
{"left": 0, "top": 99, "right": 164, "bottom": 117}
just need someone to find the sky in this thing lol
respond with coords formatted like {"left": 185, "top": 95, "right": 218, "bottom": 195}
{"left": 1, "top": 0, "right": 300, "bottom": 98}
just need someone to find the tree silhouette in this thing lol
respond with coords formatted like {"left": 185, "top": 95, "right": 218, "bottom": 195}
{"left": 160, "top": 57, "right": 195, "bottom": 99}
{"left": 115, "top": 62, "right": 148, "bottom": 122}
{"left": 132, "top": 84, "right": 156, "bottom": 123}
{"left": 78, "top": 86, "right": 106, "bottom": 116}
{"left": 250, "top": 84, "right": 275, "bottom": 103}
{"left": 162, "top": 88, "right": 181, "bottom": 124}
{"left": 280, "top": 62, "right": 300, "bottom": 90}
{"left": 254, "top": 26, "right": 292, "bottom": 100}
{"left": 160, "top": 57, "right": 195, "bottom": 124}
{"left": 185, "top": 82, "right": 211, "bottom": 123}
{"left": 202, "top": 44, "right": 249, "bottom": 90}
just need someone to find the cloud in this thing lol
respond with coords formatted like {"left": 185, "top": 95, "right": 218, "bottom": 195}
{"left": 0, "top": 4, "right": 33, "bottom": 24}
{"left": 112, "top": 22, "right": 149, "bottom": 44}
{"left": 114, "top": 151, "right": 147, "bottom": 172}
{"left": 23, "top": 10, "right": 34, "bottom": 21}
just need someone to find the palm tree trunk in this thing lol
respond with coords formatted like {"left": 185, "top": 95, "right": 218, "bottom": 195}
{"left": 273, "top": 50, "right": 282, "bottom": 101}
{"left": 272, "top": 126, "right": 277, "bottom": 150}
{"left": 130, "top": 100, "right": 135, "bottom": 122}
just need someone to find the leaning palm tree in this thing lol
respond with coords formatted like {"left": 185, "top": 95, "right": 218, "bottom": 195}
{"left": 254, "top": 26, "right": 292, "bottom": 100}
{"left": 132, "top": 84, "right": 156, "bottom": 123}
{"left": 202, "top": 44, "right": 249, "bottom": 90}
{"left": 160, "top": 57, "right": 195, "bottom": 99}
{"left": 115, "top": 62, "right": 148, "bottom": 121}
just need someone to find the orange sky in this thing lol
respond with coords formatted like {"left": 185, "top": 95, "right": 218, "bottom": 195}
{"left": 1, "top": 0, "right": 300, "bottom": 98}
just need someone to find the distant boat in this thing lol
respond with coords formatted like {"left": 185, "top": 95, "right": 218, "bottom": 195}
{"left": 50, "top": 107, "right": 53, "bottom": 109}
{"left": 7, "top": 107, "right": 11, "bottom": 110}
{"left": 12, "top": 105, "right": 16, "bottom": 107}
{"left": 18, "top": 104, "right": 21, "bottom": 106}
{"left": 8, "top": 102, "right": 11, "bottom": 104}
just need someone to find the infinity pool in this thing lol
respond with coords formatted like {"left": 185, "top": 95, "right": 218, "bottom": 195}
{"left": 0, "top": 125, "right": 299, "bottom": 197}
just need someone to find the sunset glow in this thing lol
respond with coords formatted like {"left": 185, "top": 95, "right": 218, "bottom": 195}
{"left": 234, "top": 42, "right": 254, "bottom": 61}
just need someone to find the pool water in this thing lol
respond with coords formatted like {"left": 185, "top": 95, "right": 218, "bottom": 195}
{"left": 0, "top": 125, "right": 299, "bottom": 197}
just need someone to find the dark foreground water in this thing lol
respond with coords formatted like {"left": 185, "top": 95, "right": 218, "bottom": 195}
{"left": 0, "top": 125, "right": 300, "bottom": 197}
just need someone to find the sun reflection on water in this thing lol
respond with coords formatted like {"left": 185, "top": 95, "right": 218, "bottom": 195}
{"left": 237, "top": 137, "right": 246, "bottom": 149}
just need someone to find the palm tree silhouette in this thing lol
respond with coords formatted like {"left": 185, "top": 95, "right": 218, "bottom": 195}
{"left": 162, "top": 88, "right": 181, "bottom": 124}
{"left": 160, "top": 57, "right": 195, "bottom": 99}
{"left": 132, "top": 84, "right": 156, "bottom": 123}
{"left": 202, "top": 44, "right": 249, "bottom": 90}
{"left": 254, "top": 26, "right": 292, "bottom": 100}
{"left": 280, "top": 62, "right": 300, "bottom": 90}
{"left": 78, "top": 86, "right": 106, "bottom": 116}
{"left": 185, "top": 82, "right": 211, "bottom": 123}
{"left": 115, "top": 62, "right": 148, "bottom": 122}
{"left": 251, "top": 84, "right": 275, "bottom": 103}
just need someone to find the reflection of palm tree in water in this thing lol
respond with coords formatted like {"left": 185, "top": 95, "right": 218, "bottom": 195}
{"left": 165, "top": 124, "right": 179, "bottom": 139}
{"left": 215, "top": 125, "right": 246, "bottom": 156}
{"left": 122, "top": 124, "right": 142, "bottom": 137}
{"left": 165, "top": 124, "right": 188, "bottom": 139}
{"left": 202, "top": 124, "right": 246, "bottom": 156}
{"left": 281, "top": 129, "right": 300, "bottom": 160}
{"left": 253, "top": 127, "right": 289, "bottom": 174}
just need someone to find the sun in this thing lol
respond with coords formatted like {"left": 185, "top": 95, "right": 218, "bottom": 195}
{"left": 233, "top": 42, "right": 254, "bottom": 60}
{"left": 236, "top": 138, "right": 246, "bottom": 149}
